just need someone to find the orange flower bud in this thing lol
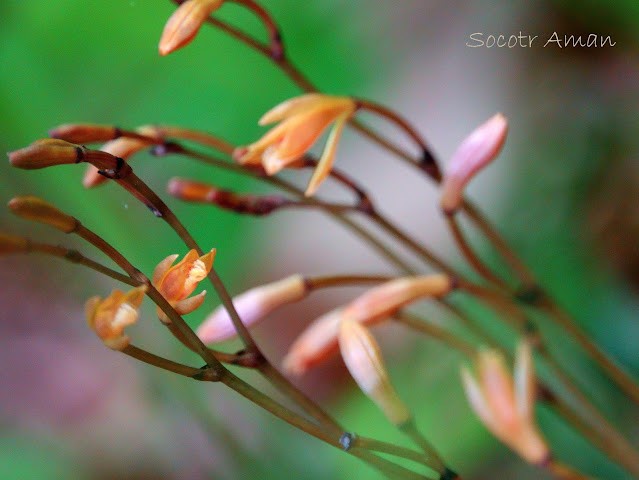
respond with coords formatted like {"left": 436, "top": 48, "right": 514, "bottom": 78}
{"left": 152, "top": 249, "right": 216, "bottom": 323}
{"left": 235, "top": 94, "right": 357, "bottom": 196}
{"left": 460, "top": 340, "right": 549, "bottom": 465}
{"left": 8, "top": 196, "right": 78, "bottom": 233}
{"left": 339, "top": 320, "right": 410, "bottom": 425}
{"left": 197, "top": 275, "right": 307, "bottom": 343}
{"left": 283, "top": 274, "right": 453, "bottom": 376}
{"left": 159, "top": 0, "right": 224, "bottom": 56}
{"left": 7, "top": 139, "right": 82, "bottom": 170}
{"left": 86, "top": 286, "right": 147, "bottom": 350}
{"left": 0, "top": 233, "right": 29, "bottom": 256}
{"left": 48, "top": 124, "right": 118, "bottom": 144}
{"left": 440, "top": 113, "right": 508, "bottom": 214}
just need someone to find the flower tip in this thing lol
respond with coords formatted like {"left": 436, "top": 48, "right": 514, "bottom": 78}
{"left": 7, "top": 139, "right": 81, "bottom": 170}
{"left": 8, "top": 196, "right": 78, "bottom": 233}
{"left": 440, "top": 112, "right": 509, "bottom": 214}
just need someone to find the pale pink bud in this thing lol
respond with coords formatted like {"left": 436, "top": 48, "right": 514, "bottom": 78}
{"left": 339, "top": 320, "right": 410, "bottom": 425}
{"left": 283, "top": 274, "right": 453, "bottom": 376}
{"left": 460, "top": 339, "right": 549, "bottom": 465}
{"left": 342, "top": 274, "right": 454, "bottom": 324}
{"left": 440, "top": 113, "right": 508, "bottom": 214}
{"left": 197, "top": 275, "right": 307, "bottom": 343}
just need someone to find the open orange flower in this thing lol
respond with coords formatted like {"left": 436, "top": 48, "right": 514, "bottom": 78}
{"left": 235, "top": 94, "right": 357, "bottom": 196}
{"left": 85, "top": 286, "right": 147, "bottom": 350}
{"left": 152, "top": 248, "right": 216, "bottom": 322}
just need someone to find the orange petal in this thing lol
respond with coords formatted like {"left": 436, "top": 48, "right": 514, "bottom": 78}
{"left": 175, "top": 290, "right": 207, "bottom": 315}
{"left": 159, "top": 0, "right": 224, "bottom": 56}
{"left": 258, "top": 94, "right": 326, "bottom": 126}
{"left": 305, "top": 111, "right": 351, "bottom": 196}
{"left": 153, "top": 254, "right": 179, "bottom": 286}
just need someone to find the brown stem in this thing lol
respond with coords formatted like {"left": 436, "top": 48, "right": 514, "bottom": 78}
{"left": 304, "top": 274, "right": 391, "bottom": 290}
{"left": 395, "top": 312, "right": 476, "bottom": 359}
{"left": 542, "top": 301, "right": 639, "bottom": 408}
{"left": 122, "top": 344, "right": 210, "bottom": 379}
{"left": 73, "top": 224, "right": 223, "bottom": 371}
{"left": 355, "top": 98, "right": 440, "bottom": 181}
{"left": 230, "top": 0, "right": 284, "bottom": 60}
{"left": 541, "top": 349, "right": 639, "bottom": 476}
{"left": 352, "top": 436, "right": 438, "bottom": 470}
{"left": 544, "top": 458, "right": 597, "bottom": 480}
{"left": 444, "top": 214, "right": 510, "bottom": 291}
{"left": 222, "top": 371, "right": 429, "bottom": 480}
{"left": 399, "top": 419, "right": 446, "bottom": 474}
{"left": 368, "top": 211, "right": 456, "bottom": 276}
{"left": 18, "top": 241, "right": 137, "bottom": 286}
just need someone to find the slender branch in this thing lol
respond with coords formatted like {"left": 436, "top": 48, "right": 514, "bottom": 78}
{"left": 444, "top": 214, "right": 510, "bottom": 290}
{"left": 12, "top": 240, "right": 137, "bottom": 286}
{"left": 304, "top": 274, "right": 391, "bottom": 290}
{"left": 399, "top": 419, "right": 446, "bottom": 475}
{"left": 544, "top": 459, "right": 596, "bottom": 480}
{"left": 541, "top": 300, "right": 639, "bottom": 408}
{"left": 222, "top": 371, "right": 430, "bottom": 480}
{"left": 122, "top": 344, "right": 208, "bottom": 379}
{"left": 72, "top": 223, "right": 223, "bottom": 370}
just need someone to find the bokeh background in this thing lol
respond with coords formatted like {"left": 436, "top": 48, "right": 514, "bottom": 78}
{"left": 1, "top": 0, "right": 639, "bottom": 478}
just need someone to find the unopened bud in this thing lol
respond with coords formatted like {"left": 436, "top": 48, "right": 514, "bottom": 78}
{"left": 0, "top": 234, "right": 29, "bottom": 255}
{"left": 197, "top": 275, "right": 307, "bottom": 343}
{"left": 48, "top": 124, "right": 118, "bottom": 144}
{"left": 282, "top": 275, "right": 453, "bottom": 376}
{"left": 339, "top": 320, "right": 410, "bottom": 425}
{"left": 159, "top": 0, "right": 224, "bottom": 56}
{"left": 460, "top": 339, "right": 549, "bottom": 465}
{"left": 8, "top": 196, "right": 78, "bottom": 233}
{"left": 342, "top": 274, "right": 454, "bottom": 324}
{"left": 168, "top": 178, "right": 287, "bottom": 215}
{"left": 7, "top": 139, "right": 82, "bottom": 170}
{"left": 440, "top": 113, "right": 508, "bottom": 214}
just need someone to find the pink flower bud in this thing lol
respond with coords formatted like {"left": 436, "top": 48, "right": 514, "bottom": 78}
{"left": 197, "top": 275, "right": 307, "bottom": 343}
{"left": 440, "top": 113, "right": 508, "bottom": 214}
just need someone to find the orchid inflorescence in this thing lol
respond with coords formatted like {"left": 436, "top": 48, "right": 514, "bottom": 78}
{"left": 3, "top": 2, "right": 639, "bottom": 480}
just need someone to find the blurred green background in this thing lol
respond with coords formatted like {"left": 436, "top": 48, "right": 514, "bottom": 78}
{"left": 1, "top": 1, "right": 639, "bottom": 479}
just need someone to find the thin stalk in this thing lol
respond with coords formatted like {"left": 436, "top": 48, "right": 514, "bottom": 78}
{"left": 394, "top": 312, "right": 477, "bottom": 359}
{"left": 542, "top": 301, "right": 639, "bottom": 408}
{"left": 368, "top": 210, "right": 456, "bottom": 276}
{"left": 230, "top": 0, "right": 284, "bottom": 59}
{"left": 258, "top": 362, "right": 343, "bottom": 437}
{"left": 176, "top": 145, "right": 417, "bottom": 274}
{"left": 399, "top": 419, "right": 446, "bottom": 475}
{"left": 540, "top": 349, "right": 639, "bottom": 474}
{"left": 461, "top": 199, "right": 536, "bottom": 288}
{"left": 445, "top": 214, "right": 510, "bottom": 291}
{"left": 122, "top": 344, "right": 207, "bottom": 379}
{"left": 355, "top": 98, "right": 440, "bottom": 181}
{"left": 304, "top": 274, "right": 391, "bottom": 290}
{"left": 222, "top": 371, "right": 429, "bottom": 480}
{"left": 17, "top": 241, "right": 137, "bottom": 286}
{"left": 544, "top": 460, "right": 596, "bottom": 480}
{"left": 353, "top": 436, "right": 439, "bottom": 471}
